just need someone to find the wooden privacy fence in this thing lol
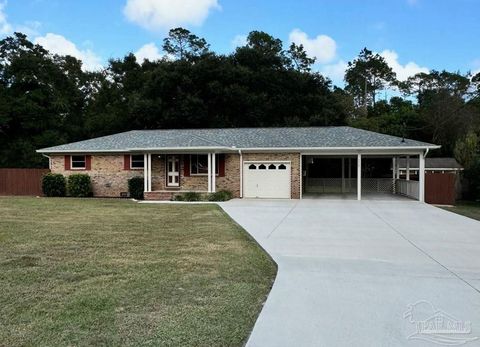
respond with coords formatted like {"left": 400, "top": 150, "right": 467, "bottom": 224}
{"left": 0, "top": 168, "right": 50, "bottom": 196}
{"left": 425, "top": 172, "right": 456, "bottom": 205}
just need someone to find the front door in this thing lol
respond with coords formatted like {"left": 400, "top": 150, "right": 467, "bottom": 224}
{"left": 166, "top": 155, "right": 180, "bottom": 187}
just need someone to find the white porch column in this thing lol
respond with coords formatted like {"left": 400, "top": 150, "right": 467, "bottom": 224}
{"left": 211, "top": 153, "right": 216, "bottom": 193}
{"left": 143, "top": 153, "right": 148, "bottom": 192}
{"left": 406, "top": 155, "right": 410, "bottom": 181}
{"left": 419, "top": 152, "right": 425, "bottom": 202}
{"left": 147, "top": 153, "right": 152, "bottom": 192}
{"left": 207, "top": 153, "right": 212, "bottom": 193}
{"left": 357, "top": 154, "right": 362, "bottom": 201}
{"left": 341, "top": 157, "right": 345, "bottom": 193}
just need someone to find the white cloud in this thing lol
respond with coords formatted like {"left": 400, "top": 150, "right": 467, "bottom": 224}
{"left": 288, "top": 28, "right": 336, "bottom": 64}
{"left": 34, "top": 33, "right": 103, "bottom": 71}
{"left": 321, "top": 60, "right": 347, "bottom": 84}
{"left": 231, "top": 34, "right": 247, "bottom": 48}
{"left": 0, "top": 1, "right": 12, "bottom": 35}
{"left": 135, "top": 42, "right": 163, "bottom": 62}
{"left": 123, "top": 0, "right": 220, "bottom": 32}
{"left": 0, "top": 2, "right": 42, "bottom": 37}
{"left": 380, "top": 49, "right": 429, "bottom": 81}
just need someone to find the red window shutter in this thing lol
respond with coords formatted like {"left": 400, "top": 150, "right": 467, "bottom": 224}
{"left": 183, "top": 155, "right": 190, "bottom": 177}
{"left": 219, "top": 154, "right": 225, "bottom": 177}
{"left": 64, "top": 155, "right": 71, "bottom": 170}
{"left": 124, "top": 155, "right": 130, "bottom": 170}
{"left": 85, "top": 155, "right": 92, "bottom": 170}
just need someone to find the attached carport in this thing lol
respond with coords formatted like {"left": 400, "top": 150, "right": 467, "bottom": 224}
{"left": 301, "top": 148, "right": 434, "bottom": 202}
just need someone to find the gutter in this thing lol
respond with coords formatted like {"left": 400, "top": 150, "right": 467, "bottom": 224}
{"left": 36, "top": 144, "right": 441, "bottom": 155}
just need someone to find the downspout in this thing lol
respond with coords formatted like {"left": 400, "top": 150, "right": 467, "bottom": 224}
{"left": 238, "top": 149, "right": 243, "bottom": 198}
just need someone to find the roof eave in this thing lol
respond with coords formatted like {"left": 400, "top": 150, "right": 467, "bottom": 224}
{"left": 37, "top": 144, "right": 440, "bottom": 154}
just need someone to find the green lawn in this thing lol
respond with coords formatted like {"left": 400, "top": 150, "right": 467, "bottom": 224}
{"left": 0, "top": 197, "right": 276, "bottom": 346}
{"left": 440, "top": 201, "right": 480, "bottom": 221}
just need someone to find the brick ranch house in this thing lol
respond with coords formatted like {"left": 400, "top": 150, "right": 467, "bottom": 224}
{"left": 37, "top": 127, "right": 439, "bottom": 201}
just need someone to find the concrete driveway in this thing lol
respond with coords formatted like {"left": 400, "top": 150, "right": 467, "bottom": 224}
{"left": 220, "top": 199, "right": 480, "bottom": 347}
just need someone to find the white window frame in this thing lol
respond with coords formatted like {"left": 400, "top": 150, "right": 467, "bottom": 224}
{"left": 190, "top": 154, "right": 219, "bottom": 176}
{"left": 130, "top": 154, "right": 145, "bottom": 170}
{"left": 70, "top": 155, "right": 86, "bottom": 170}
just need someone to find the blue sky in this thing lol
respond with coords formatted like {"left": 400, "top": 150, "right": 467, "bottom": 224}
{"left": 1, "top": 0, "right": 479, "bottom": 85}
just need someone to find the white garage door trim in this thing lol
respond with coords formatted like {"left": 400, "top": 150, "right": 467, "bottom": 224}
{"left": 243, "top": 161, "right": 291, "bottom": 199}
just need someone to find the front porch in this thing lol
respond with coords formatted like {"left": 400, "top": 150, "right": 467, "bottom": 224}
{"left": 140, "top": 152, "right": 238, "bottom": 200}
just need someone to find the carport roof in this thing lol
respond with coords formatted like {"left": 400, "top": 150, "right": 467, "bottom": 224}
{"left": 37, "top": 126, "right": 439, "bottom": 153}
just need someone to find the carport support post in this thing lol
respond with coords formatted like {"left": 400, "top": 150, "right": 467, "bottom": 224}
{"left": 406, "top": 155, "right": 410, "bottom": 181}
{"left": 396, "top": 157, "right": 400, "bottom": 179}
{"left": 348, "top": 158, "right": 351, "bottom": 192}
{"left": 341, "top": 157, "right": 345, "bottom": 193}
{"left": 419, "top": 152, "right": 425, "bottom": 202}
{"left": 392, "top": 157, "right": 396, "bottom": 194}
{"left": 357, "top": 154, "right": 362, "bottom": 200}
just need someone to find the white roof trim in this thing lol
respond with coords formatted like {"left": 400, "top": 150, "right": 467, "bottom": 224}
{"left": 37, "top": 144, "right": 440, "bottom": 154}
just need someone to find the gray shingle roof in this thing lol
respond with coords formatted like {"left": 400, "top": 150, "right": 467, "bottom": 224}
{"left": 37, "top": 127, "right": 439, "bottom": 153}
{"left": 398, "top": 157, "right": 463, "bottom": 169}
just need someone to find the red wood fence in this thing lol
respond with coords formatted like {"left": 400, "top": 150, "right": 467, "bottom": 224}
{"left": 425, "top": 172, "right": 456, "bottom": 205}
{"left": 0, "top": 168, "right": 50, "bottom": 196}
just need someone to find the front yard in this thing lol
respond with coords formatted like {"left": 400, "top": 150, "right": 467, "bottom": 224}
{"left": 0, "top": 197, "right": 276, "bottom": 346}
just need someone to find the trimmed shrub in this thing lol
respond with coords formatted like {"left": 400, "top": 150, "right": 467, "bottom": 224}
{"left": 67, "top": 174, "right": 92, "bottom": 197}
{"left": 174, "top": 192, "right": 202, "bottom": 201}
{"left": 173, "top": 194, "right": 185, "bottom": 201}
{"left": 128, "top": 177, "right": 144, "bottom": 200}
{"left": 42, "top": 173, "right": 66, "bottom": 197}
{"left": 208, "top": 190, "right": 233, "bottom": 201}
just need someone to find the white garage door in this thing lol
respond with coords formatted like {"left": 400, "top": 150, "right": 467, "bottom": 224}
{"left": 243, "top": 162, "right": 291, "bottom": 198}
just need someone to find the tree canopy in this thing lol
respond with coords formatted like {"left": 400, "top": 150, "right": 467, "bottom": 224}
{"left": 1, "top": 29, "right": 480, "bottom": 170}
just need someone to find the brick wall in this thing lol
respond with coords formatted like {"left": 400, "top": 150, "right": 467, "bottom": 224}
{"left": 51, "top": 152, "right": 300, "bottom": 199}
{"left": 242, "top": 152, "right": 301, "bottom": 199}
{"left": 50, "top": 155, "right": 142, "bottom": 197}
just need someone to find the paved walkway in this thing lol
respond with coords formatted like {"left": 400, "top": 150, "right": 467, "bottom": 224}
{"left": 220, "top": 199, "right": 480, "bottom": 347}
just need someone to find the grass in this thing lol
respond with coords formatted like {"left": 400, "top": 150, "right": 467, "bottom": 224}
{"left": 440, "top": 200, "right": 480, "bottom": 221}
{"left": 0, "top": 197, "right": 276, "bottom": 346}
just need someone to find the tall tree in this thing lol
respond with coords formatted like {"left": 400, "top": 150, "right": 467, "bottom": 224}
{"left": 286, "top": 43, "right": 315, "bottom": 72}
{"left": 345, "top": 48, "right": 397, "bottom": 108}
{"left": 402, "top": 70, "right": 479, "bottom": 153}
{"left": 0, "top": 33, "right": 90, "bottom": 167}
{"left": 454, "top": 131, "right": 478, "bottom": 169}
{"left": 162, "top": 28, "right": 209, "bottom": 60}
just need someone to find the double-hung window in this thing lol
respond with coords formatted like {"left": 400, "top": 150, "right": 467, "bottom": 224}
{"left": 130, "top": 155, "right": 144, "bottom": 169}
{"left": 190, "top": 154, "right": 219, "bottom": 175}
{"left": 71, "top": 155, "right": 86, "bottom": 169}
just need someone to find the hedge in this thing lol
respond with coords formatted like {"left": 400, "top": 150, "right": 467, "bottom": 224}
{"left": 67, "top": 174, "right": 92, "bottom": 197}
{"left": 42, "top": 173, "right": 66, "bottom": 197}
